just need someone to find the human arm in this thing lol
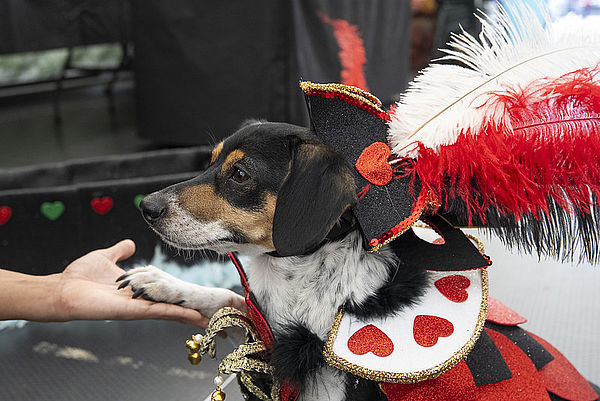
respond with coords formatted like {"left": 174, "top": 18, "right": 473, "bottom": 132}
{"left": 0, "top": 239, "right": 245, "bottom": 326}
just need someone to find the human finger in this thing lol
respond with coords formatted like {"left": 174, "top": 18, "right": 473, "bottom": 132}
{"left": 230, "top": 294, "right": 248, "bottom": 313}
{"left": 153, "top": 303, "right": 210, "bottom": 327}
{"left": 102, "top": 239, "right": 136, "bottom": 263}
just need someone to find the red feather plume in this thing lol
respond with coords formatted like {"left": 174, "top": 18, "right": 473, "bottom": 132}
{"left": 404, "top": 66, "right": 600, "bottom": 261}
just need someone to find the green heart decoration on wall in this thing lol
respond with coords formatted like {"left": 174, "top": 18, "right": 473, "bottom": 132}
{"left": 134, "top": 194, "right": 146, "bottom": 210}
{"left": 41, "top": 201, "right": 65, "bottom": 221}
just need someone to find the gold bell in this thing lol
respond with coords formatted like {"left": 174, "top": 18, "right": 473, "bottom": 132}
{"left": 211, "top": 389, "right": 226, "bottom": 401}
{"left": 187, "top": 352, "right": 201, "bottom": 365}
{"left": 185, "top": 339, "right": 199, "bottom": 353}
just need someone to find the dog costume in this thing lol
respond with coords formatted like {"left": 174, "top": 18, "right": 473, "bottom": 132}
{"left": 187, "top": 5, "right": 600, "bottom": 401}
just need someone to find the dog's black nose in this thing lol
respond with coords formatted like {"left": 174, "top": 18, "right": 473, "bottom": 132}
{"left": 140, "top": 196, "right": 167, "bottom": 222}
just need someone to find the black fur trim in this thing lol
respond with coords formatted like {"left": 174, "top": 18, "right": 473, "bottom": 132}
{"left": 270, "top": 324, "right": 326, "bottom": 391}
{"left": 343, "top": 373, "right": 387, "bottom": 401}
{"left": 344, "top": 257, "right": 427, "bottom": 320}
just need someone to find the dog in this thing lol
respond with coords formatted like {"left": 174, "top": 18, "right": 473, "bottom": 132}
{"left": 118, "top": 120, "right": 597, "bottom": 401}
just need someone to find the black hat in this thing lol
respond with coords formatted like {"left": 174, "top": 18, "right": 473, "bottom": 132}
{"left": 301, "top": 82, "right": 434, "bottom": 252}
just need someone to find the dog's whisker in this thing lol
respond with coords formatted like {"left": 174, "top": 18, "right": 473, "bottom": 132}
{"left": 206, "top": 129, "right": 218, "bottom": 147}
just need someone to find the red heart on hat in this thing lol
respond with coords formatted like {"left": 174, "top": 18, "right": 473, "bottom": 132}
{"left": 434, "top": 275, "right": 471, "bottom": 303}
{"left": 91, "top": 196, "right": 114, "bottom": 215}
{"left": 348, "top": 324, "right": 394, "bottom": 357}
{"left": 413, "top": 315, "right": 454, "bottom": 347}
{"left": 0, "top": 206, "right": 12, "bottom": 225}
{"left": 355, "top": 142, "right": 393, "bottom": 186}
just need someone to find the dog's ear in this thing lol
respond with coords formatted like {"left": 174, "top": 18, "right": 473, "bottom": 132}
{"left": 273, "top": 140, "right": 357, "bottom": 256}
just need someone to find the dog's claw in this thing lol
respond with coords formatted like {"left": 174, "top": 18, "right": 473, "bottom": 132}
{"left": 117, "top": 280, "right": 130, "bottom": 290}
{"left": 116, "top": 273, "right": 128, "bottom": 283}
{"left": 132, "top": 288, "right": 145, "bottom": 299}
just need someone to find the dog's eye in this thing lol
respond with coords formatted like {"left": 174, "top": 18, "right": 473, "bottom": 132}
{"left": 231, "top": 166, "right": 250, "bottom": 183}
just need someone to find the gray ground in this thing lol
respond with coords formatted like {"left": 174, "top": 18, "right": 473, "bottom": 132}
{"left": 0, "top": 320, "right": 245, "bottom": 401}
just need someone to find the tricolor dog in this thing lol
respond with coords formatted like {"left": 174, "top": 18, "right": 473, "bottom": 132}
{"left": 120, "top": 120, "right": 428, "bottom": 400}
{"left": 116, "top": 119, "right": 598, "bottom": 401}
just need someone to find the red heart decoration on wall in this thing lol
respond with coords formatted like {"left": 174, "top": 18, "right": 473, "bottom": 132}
{"left": 348, "top": 324, "right": 394, "bottom": 357}
{"left": 91, "top": 197, "right": 114, "bottom": 215}
{"left": 413, "top": 315, "right": 454, "bottom": 347}
{"left": 434, "top": 275, "right": 471, "bottom": 303}
{"left": 0, "top": 206, "right": 12, "bottom": 225}
{"left": 355, "top": 142, "right": 393, "bottom": 186}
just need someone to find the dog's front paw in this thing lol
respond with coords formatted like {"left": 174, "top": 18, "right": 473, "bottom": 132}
{"left": 116, "top": 265, "right": 243, "bottom": 317}
{"left": 116, "top": 265, "right": 187, "bottom": 304}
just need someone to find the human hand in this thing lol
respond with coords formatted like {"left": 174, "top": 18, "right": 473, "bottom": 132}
{"left": 54, "top": 239, "right": 213, "bottom": 326}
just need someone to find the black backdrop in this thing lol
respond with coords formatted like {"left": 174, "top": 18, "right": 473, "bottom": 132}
{"left": 0, "top": 0, "right": 411, "bottom": 140}
{"left": 0, "top": 1, "right": 411, "bottom": 272}
{"left": 132, "top": 0, "right": 410, "bottom": 144}
{"left": 0, "top": 0, "right": 128, "bottom": 54}
{"left": 0, "top": 148, "right": 211, "bottom": 274}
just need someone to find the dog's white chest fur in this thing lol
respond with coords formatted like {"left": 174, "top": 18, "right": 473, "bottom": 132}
{"left": 246, "top": 232, "right": 392, "bottom": 338}
{"left": 246, "top": 232, "right": 393, "bottom": 401}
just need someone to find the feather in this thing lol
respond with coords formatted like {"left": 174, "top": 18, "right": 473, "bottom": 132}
{"left": 388, "top": 5, "right": 600, "bottom": 156}
{"left": 387, "top": 4, "right": 600, "bottom": 262}
{"left": 318, "top": 12, "right": 369, "bottom": 91}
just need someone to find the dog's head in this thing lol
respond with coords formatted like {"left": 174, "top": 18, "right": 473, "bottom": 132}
{"left": 140, "top": 121, "right": 357, "bottom": 256}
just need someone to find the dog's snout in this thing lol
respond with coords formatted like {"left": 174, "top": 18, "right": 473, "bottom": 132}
{"left": 140, "top": 195, "right": 167, "bottom": 222}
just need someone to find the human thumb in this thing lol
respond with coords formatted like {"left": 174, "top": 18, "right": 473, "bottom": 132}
{"left": 103, "top": 239, "right": 136, "bottom": 263}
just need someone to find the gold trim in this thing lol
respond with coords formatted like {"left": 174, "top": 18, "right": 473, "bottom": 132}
{"left": 190, "top": 306, "right": 272, "bottom": 373}
{"left": 464, "top": 233, "right": 485, "bottom": 255}
{"left": 300, "top": 81, "right": 385, "bottom": 113}
{"left": 220, "top": 342, "right": 273, "bottom": 375}
{"left": 239, "top": 371, "right": 272, "bottom": 401}
{"left": 189, "top": 307, "right": 282, "bottom": 401}
{"left": 323, "top": 269, "right": 489, "bottom": 383}
{"left": 192, "top": 307, "right": 258, "bottom": 359}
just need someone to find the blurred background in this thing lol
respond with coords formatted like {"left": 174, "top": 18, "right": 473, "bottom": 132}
{"left": 0, "top": 0, "right": 599, "bottom": 400}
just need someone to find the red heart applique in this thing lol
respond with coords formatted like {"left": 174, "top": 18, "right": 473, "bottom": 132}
{"left": 355, "top": 142, "right": 393, "bottom": 186}
{"left": 413, "top": 315, "right": 454, "bottom": 347}
{"left": 434, "top": 275, "right": 471, "bottom": 303}
{"left": 91, "top": 196, "right": 114, "bottom": 215}
{"left": 0, "top": 206, "right": 12, "bottom": 225}
{"left": 348, "top": 324, "right": 394, "bottom": 357}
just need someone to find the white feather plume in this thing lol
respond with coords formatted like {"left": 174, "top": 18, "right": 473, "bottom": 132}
{"left": 388, "top": 4, "right": 600, "bottom": 158}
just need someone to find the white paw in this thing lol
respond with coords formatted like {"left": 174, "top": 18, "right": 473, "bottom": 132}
{"left": 117, "top": 265, "right": 241, "bottom": 317}
{"left": 117, "top": 265, "right": 187, "bottom": 304}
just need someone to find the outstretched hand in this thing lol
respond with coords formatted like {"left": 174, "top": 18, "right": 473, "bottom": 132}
{"left": 54, "top": 240, "right": 220, "bottom": 327}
